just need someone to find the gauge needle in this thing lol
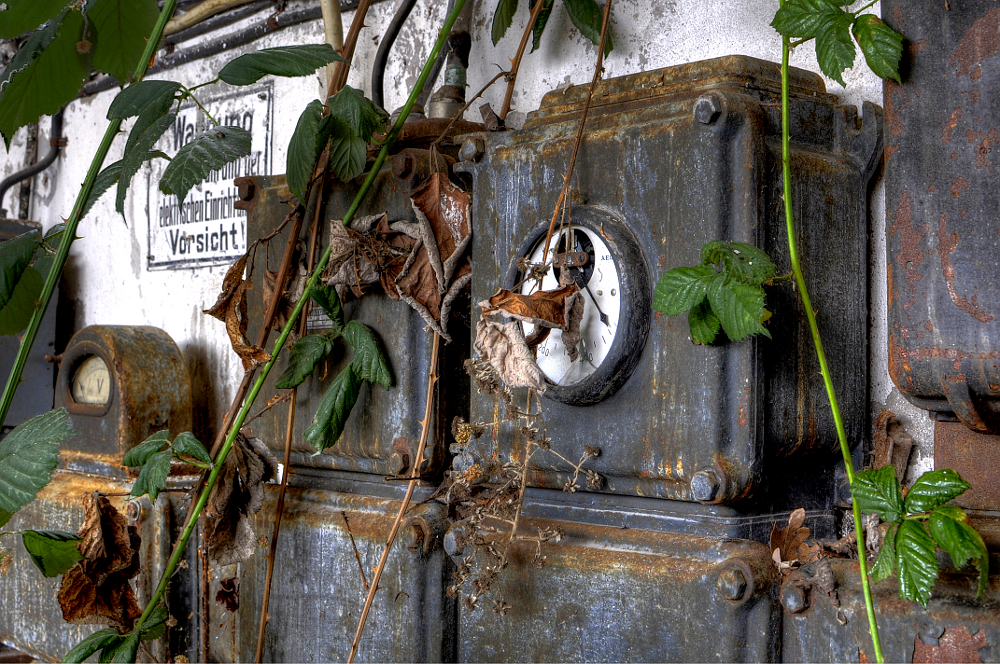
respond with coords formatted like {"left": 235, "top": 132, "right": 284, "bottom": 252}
{"left": 584, "top": 283, "right": 611, "bottom": 328}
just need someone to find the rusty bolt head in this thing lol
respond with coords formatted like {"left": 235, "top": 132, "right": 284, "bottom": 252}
{"left": 781, "top": 584, "right": 808, "bottom": 613}
{"left": 717, "top": 568, "right": 748, "bottom": 602}
{"left": 694, "top": 95, "right": 722, "bottom": 125}
{"left": 690, "top": 469, "right": 722, "bottom": 503}
{"left": 444, "top": 521, "right": 472, "bottom": 560}
{"left": 392, "top": 152, "right": 414, "bottom": 180}
{"left": 459, "top": 137, "right": 485, "bottom": 163}
{"left": 403, "top": 520, "right": 427, "bottom": 554}
{"left": 390, "top": 452, "right": 409, "bottom": 476}
{"left": 237, "top": 179, "right": 256, "bottom": 201}
{"left": 125, "top": 498, "right": 148, "bottom": 523}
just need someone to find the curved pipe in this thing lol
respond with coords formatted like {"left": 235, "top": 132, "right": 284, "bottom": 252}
{"left": 371, "top": 0, "right": 418, "bottom": 109}
{"left": 0, "top": 110, "right": 64, "bottom": 219}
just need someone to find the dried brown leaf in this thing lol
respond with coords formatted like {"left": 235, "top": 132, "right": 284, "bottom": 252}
{"left": 58, "top": 493, "right": 142, "bottom": 631}
{"left": 205, "top": 253, "right": 270, "bottom": 370}
{"left": 481, "top": 284, "right": 580, "bottom": 330}
{"left": 770, "top": 508, "right": 819, "bottom": 572}
{"left": 474, "top": 316, "right": 546, "bottom": 392}
{"left": 204, "top": 254, "right": 247, "bottom": 321}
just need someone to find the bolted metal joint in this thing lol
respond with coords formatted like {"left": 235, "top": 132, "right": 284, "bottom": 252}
{"left": 392, "top": 152, "right": 415, "bottom": 180}
{"left": 443, "top": 519, "right": 474, "bottom": 560}
{"left": 693, "top": 94, "right": 723, "bottom": 125}
{"left": 459, "top": 136, "right": 486, "bottom": 163}
{"left": 716, "top": 568, "right": 748, "bottom": 602}
{"left": 781, "top": 584, "right": 808, "bottom": 614}
{"left": 690, "top": 468, "right": 722, "bottom": 504}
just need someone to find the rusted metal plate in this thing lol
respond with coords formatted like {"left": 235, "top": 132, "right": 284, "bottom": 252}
{"left": 459, "top": 56, "right": 880, "bottom": 519}
{"left": 934, "top": 421, "right": 1000, "bottom": 511}
{"left": 883, "top": 1, "right": 1000, "bottom": 433}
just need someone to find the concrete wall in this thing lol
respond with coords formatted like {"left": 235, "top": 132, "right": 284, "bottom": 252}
{"left": 0, "top": 0, "right": 933, "bottom": 481}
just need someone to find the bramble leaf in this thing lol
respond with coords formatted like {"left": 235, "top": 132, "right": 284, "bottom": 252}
{"left": 87, "top": 0, "right": 159, "bottom": 83}
{"left": 905, "top": 468, "right": 970, "bottom": 514}
{"left": 326, "top": 85, "right": 388, "bottom": 143}
{"left": 653, "top": 265, "right": 714, "bottom": 316}
{"left": 529, "top": 0, "right": 554, "bottom": 52}
{"left": 286, "top": 99, "right": 327, "bottom": 202}
{"left": 275, "top": 334, "right": 336, "bottom": 390}
{"left": 326, "top": 116, "right": 367, "bottom": 183}
{"left": 159, "top": 125, "right": 252, "bottom": 207}
{"left": 80, "top": 151, "right": 169, "bottom": 221}
{"left": 303, "top": 365, "right": 362, "bottom": 452}
{"left": 564, "top": 0, "right": 613, "bottom": 56}
{"left": 853, "top": 14, "right": 902, "bottom": 84}
{"left": 0, "top": 11, "right": 62, "bottom": 91}
{"left": 21, "top": 529, "right": 83, "bottom": 577}
{"left": 701, "top": 241, "right": 776, "bottom": 287}
{"left": 170, "top": 432, "right": 211, "bottom": 465}
{"left": 929, "top": 507, "right": 989, "bottom": 597}
{"left": 688, "top": 298, "right": 721, "bottom": 346}
{"left": 62, "top": 628, "right": 123, "bottom": 663}
{"left": 852, "top": 465, "right": 904, "bottom": 523}
{"left": 109, "top": 629, "right": 140, "bottom": 664}
{"left": 770, "top": 0, "right": 844, "bottom": 39}
{"left": 116, "top": 111, "right": 176, "bottom": 217}
{"left": 706, "top": 278, "right": 770, "bottom": 342}
{"left": 218, "top": 44, "right": 346, "bottom": 86}
{"left": 815, "top": 12, "right": 856, "bottom": 86}
{"left": 896, "top": 519, "right": 938, "bottom": 608}
{"left": 0, "top": 264, "right": 41, "bottom": 335}
{"left": 869, "top": 522, "right": 897, "bottom": 584}
{"left": 0, "top": 0, "right": 68, "bottom": 39}
{"left": 311, "top": 283, "right": 345, "bottom": 332}
{"left": 121, "top": 430, "right": 169, "bottom": 467}
{"left": 131, "top": 449, "right": 171, "bottom": 501}
{"left": 106, "top": 80, "right": 179, "bottom": 120}
{"left": 491, "top": 0, "right": 518, "bottom": 45}
{"left": 0, "top": 230, "right": 39, "bottom": 311}
{"left": 0, "top": 408, "right": 77, "bottom": 527}
{"left": 139, "top": 604, "right": 169, "bottom": 641}
{"left": 343, "top": 321, "right": 393, "bottom": 389}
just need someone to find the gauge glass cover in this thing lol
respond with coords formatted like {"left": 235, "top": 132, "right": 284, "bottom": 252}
{"left": 72, "top": 355, "right": 111, "bottom": 405}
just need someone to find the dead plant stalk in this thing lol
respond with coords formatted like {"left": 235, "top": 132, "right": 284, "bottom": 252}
{"left": 499, "top": 0, "right": 548, "bottom": 120}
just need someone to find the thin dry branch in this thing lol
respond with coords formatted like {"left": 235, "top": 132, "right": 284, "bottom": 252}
{"left": 499, "top": 0, "right": 548, "bottom": 120}
{"left": 327, "top": 0, "right": 374, "bottom": 97}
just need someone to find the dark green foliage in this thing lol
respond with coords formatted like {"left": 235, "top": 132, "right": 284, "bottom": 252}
{"left": 491, "top": 0, "right": 611, "bottom": 54}
{"left": 287, "top": 99, "right": 327, "bottom": 202}
{"left": 123, "top": 431, "right": 211, "bottom": 500}
{"left": 852, "top": 15, "right": 903, "bottom": 84}
{"left": 492, "top": 0, "right": 518, "bottom": 45}
{"left": 529, "top": 0, "right": 554, "bottom": 52}
{"left": 303, "top": 364, "right": 362, "bottom": 452}
{"left": 62, "top": 628, "right": 123, "bottom": 663}
{"left": 131, "top": 449, "right": 171, "bottom": 501}
{"left": 311, "top": 283, "right": 345, "bottom": 332}
{"left": 564, "top": 0, "right": 613, "bottom": 56}
{"left": 159, "top": 125, "right": 252, "bottom": 207}
{"left": 121, "top": 430, "right": 169, "bottom": 467}
{"left": 326, "top": 85, "right": 388, "bottom": 143}
{"left": 343, "top": 321, "right": 393, "bottom": 389}
{"left": 326, "top": 116, "right": 368, "bottom": 183}
{"left": 116, "top": 111, "right": 176, "bottom": 217}
{"left": 275, "top": 334, "right": 337, "bottom": 390}
{"left": 0, "top": 229, "right": 43, "bottom": 336}
{"left": 21, "top": 529, "right": 83, "bottom": 577}
{"left": 905, "top": 468, "right": 971, "bottom": 514}
{"left": 0, "top": 409, "right": 77, "bottom": 528}
{"left": 170, "top": 432, "right": 212, "bottom": 465}
{"left": 218, "top": 44, "right": 347, "bottom": 86}
{"left": 0, "top": 0, "right": 69, "bottom": 39}
{"left": 852, "top": 465, "right": 904, "bottom": 523}
{"left": 87, "top": 0, "right": 159, "bottom": 83}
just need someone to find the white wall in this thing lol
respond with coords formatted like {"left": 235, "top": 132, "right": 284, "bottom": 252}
{"left": 0, "top": 0, "right": 933, "bottom": 479}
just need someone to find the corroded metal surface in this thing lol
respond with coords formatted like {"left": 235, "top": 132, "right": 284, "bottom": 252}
{"left": 934, "top": 421, "right": 1000, "bottom": 511}
{"left": 883, "top": 1, "right": 1000, "bottom": 433}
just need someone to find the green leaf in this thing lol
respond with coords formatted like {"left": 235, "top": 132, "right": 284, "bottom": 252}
{"left": 109, "top": 629, "right": 140, "bottom": 664}
{"left": 529, "top": 0, "right": 554, "bottom": 52}
{"left": 170, "top": 431, "right": 211, "bottom": 465}
{"left": 131, "top": 449, "right": 171, "bottom": 501}
{"left": 815, "top": 12, "right": 856, "bottom": 86}
{"left": 653, "top": 265, "right": 714, "bottom": 316}
{"left": 869, "top": 522, "right": 897, "bottom": 584}
{"left": 0, "top": 508, "right": 11, "bottom": 528}
{"left": 932, "top": 504, "right": 967, "bottom": 522}
{"left": 159, "top": 125, "right": 252, "bottom": 207}
{"left": 140, "top": 604, "right": 169, "bottom": 641}
{"left": 0, "top": 11, "right": 62, "bottom": 91}
{"left": 218, "top": 44, "right": 347, "bottom": 86}
{"left": 343, "top": 321, "right": 393, "bottom": 389}
{"left": 688, "top": 298, "right": 721, "bottom": 346}
{"left": 0, "top": 229, "right": 39, "bottom": 311}
{"left": 0, "top": 265, "right": 42, "bottom": 335}
{"left": 80, "top": 151, "right": 168, "bottom": 221}
{"left": 0, "top": 9, "right": 90, "bottom": 149}
{"left": 905, "top": 468, "right": 971, "bottom": 514}
{"left": 116, "top": 111, "right": 176, "bottom": 217}
{"left": 303, "top": 365, "right": 362, "bottom": 452}
{"left": 706, "top": 277, "right": 770, "bottom": 342}
{"left": 87, "top": 0, "right": 158, "bottom": 82}
{"left": 107, "top": 80, "right": 180, "bottom": 120}
{"left": 311, "top": 283, "right": 345, "bottom": 332}
{"left": 327, "top": 85, "right": 388, "bottom": 143}
{"left": 0, "top": 0, "right": 69, "bottom": 39}
{"left": 275, "top": 334, "right": 336, "bottom": 390}
{"left": 563, "top": 0, "right": 613, "bottom": 56}
{"left": 491, "top": 0, "right": 518, "bottom": 45}
{"left": 326, "top": 116, "right": 367, "bottom": 183}
{"left": 929, "top": 508, "right": 989, "bottom": 597}
{"left": 852, "top": 466, "right": 905, "bottom": 523}
{"left": 21, "top": 529, "right": 83, "bottom": 577}
{"left": 770, "top": 0, "right": 845, "bottom": 39}
{"left": 853, "top": 14, "right": 903, "bottom": 83}
{"left": 0, "top": 409, "right": 77, "bottom": 524}
{"left": 62, "top": 628, "right": 123, "bottom": 664}
{"left": 896, "top": 519, "right": 938, "bottom": 608}
{"left": 121, "top": 430, "right": 169, "bottom": 467}
{"left": 286, "top": 99, "right": 327, "bottom": 202}
{"left": 700, "top": 241, "right": 776, "bottom": 287}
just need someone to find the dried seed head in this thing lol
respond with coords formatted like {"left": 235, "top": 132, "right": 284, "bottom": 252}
{"left": 531, "top": 552, "right": 547, "bottom": 569}
{"left": 563, "top": 479, "right": 579, "bottom": 493}
{"left": 585, "top": 470, "right": 605, "bottom": 490}
{"left": 492, "top": 598, "right": 512, "bottom": 615}
{"left": 584, "top": 445, "right": 601, "bottom": 459}
{"left": 0, "top": 548, "right": 10, "bottom": 576}
{"left": 536, "top": 438, "right": 552, "bottom": 451}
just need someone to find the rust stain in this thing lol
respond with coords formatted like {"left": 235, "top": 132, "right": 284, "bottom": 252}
{"left": 902, "top": 345, "right": 1000, "bottom": 371}
{"left": 949, "top": 8, "right": 1000, "bottom": 77}
{"left": 950, "top": 176, "right": 970, "bottom": 198}
{"left": 976, "top": 128, "right": 998, "bottom": 171}
{"left": 885, "top": 82, "right": 910, "bottom": 138}
{"left": 913, "top": 626, "right": 987, "bottom": 663}
{"left": 942, "top": 107, "right": 962, "bottom": 143}
{"left": 888, "top": 333, "right": 914, "bottom": 390}
{"left": 935, "top": 421, "right": 1000, "bottom": 510}
{"left": 970, "top": 90, "right": 982, "bottom": 104}
{"left": 890, "top": 190, "right": 925, "bottom": 288}
{"left": 937, "top": 212, "right": 995, "bottom": 322}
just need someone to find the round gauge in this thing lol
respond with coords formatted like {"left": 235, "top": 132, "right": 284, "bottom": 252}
{"left": 510, "top": 206, "right": 650, "bottom": 406}
{"left": 72, "top": 355, "right": 111, "bottom": 405}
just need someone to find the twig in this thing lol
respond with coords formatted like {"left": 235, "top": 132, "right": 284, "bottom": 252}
{"left": 431, "top": 69, "right": 509, "bottom": 149}
{"left": 498, "top": 392, "right": 537, "bottom": 566}
{"left": 342, "top": 511, "right": 370, "bottom": 591}
{"left": 347, "top": 332, "right": 441, "bottom": 662}
{"left": 244, "top": 390, "right": 293, "bottom": 423}
{"left": 327, "top": 0, "right": 374, "bottom": 97}
{"left": 540, "top": 0, "right": 613, "bottom": 262}
{"left": 499, "top": 0, "right": 547, "bottom": 120}
{"left": 98, "top": 488, "right": 190, "bottom": 497}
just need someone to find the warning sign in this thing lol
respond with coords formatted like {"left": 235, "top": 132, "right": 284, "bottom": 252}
{"left": 146, "top": 83, "right": 273, "bottom": 270}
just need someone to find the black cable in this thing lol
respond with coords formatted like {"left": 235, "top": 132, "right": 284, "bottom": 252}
{"left": 165, "top": 0, "right": 273, "bottom": 49}
{"left": 371, "top": 0, "right": 418, "bottom": 109}
{"left": 0, "top": 110, "right": 63, "bottom": 219}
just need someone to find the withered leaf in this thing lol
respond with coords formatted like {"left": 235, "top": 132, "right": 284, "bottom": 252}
{"left": 203, "top": 434, "right": 278, "bottom": 565}
{"left": 58, "top": 493, "right": 142, "bottom": 631}
{"left": 205, "top": 253, "right": 270, "bottom": 371}
{"left": 324, "top": 214, "right": 393, "bottom": 299}
{"left": 216, "top": 576, "right": 239, "bottom": 612}
{"left": 482, "top": 284, "right": 581, "bottom": 330}
{"left": 770, "top": 508, "right": 820, "bottom": 573}
{"left": 474, "top": 317, "right": 546, "bottom": 392}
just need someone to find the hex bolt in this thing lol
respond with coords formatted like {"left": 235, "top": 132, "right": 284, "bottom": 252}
{"left": 781, "top": 584, "right": 807, "bottom": 613}
{"left": 390, "top": 452, "right": 410, "bottom": 476}
{"left": 237, "top": 179, "right": 256, "bottom": 201}
{"left": 459, "top": 136, "right": 485, "bottom": 163}
{"left": 717, "top": 568, "right": 748, "bottom": 602}
{"left": 403, "top": 520, "right": 427, "bottom": 554}
{"left": 694, "top": 95, "right": 722, "bottom": 125}
{"left": 392, "top": 152, "right": 414, "bottom": 180}
{"left": 690, "top": 469, "right": 722, "bottom": 503}
{"left": 125, "top": 498, "right": 149, "bottom": 524}
{"left": 444, "top": 521, "right": 472, "bottom": 560}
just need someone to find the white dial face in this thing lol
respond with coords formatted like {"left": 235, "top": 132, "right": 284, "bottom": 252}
{"left": 521, "top": 226, "right": 621, "bottom": 386}
{"left": 72, "top": 355, "right": 111, "bottom": 405}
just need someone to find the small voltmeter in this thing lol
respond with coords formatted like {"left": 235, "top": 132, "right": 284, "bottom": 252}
{"left": 509, "top": 206, "right": 651, "bottom": 406}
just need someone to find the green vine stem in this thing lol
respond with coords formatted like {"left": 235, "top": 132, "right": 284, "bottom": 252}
{"left": 0, "top": 0, "right": 180, "bottom": 429}
{"left": 780, "top": 25, "right": 884, "bottom": 664}
{"left": 129, "top": 0, "right": 469, "bottom": 638}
